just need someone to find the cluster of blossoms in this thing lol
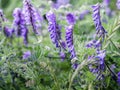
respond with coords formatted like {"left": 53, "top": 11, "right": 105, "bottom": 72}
{"left": 87, "top": 3, "right": 120, "bottom": 83}
{"left": 46, "top": 11, "right": 66, "bottom": 60}
{"left": 66, "top": 13, "right": 76, "bottom": 59}
{"left": 86, "top": 3, "right": 107, "bottom": 80}
{"left": 23, "top": 0, "right": 42, "bottom": 34}
{"left": 46, "top": 11, "right": 77, "bottom": 68}
{"left": 12, "top": 0, "right": 42, "bottom": 45}
{"left": 13, "top": 8, "right": 28, "bottom": 44}
{"left": 66, "top": 13, "right": 78, "bottom": 69}
{"left": 92, "top": 3, "right": 107, "bottom": 39}
{"left": 46, "top": 11, "right": 62, "bottom": 48}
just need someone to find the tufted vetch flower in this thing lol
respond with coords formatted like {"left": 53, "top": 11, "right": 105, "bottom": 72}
{"left": 65, "top": 25, "right": 76, "bottom": 59}
{"left": 23, "top": 0, "right": 42, "bottom": 34}
{"left": 66, "top": 13, "right": 76, "bottom": 60}
{"left": 46, "top": 11, "right": 61, "bottom": 48}
{"left": 92, "top": 3, "right": 107, "bottom": 39}
{"left": 13, "top": 8, "right": 28, "bottom": 44}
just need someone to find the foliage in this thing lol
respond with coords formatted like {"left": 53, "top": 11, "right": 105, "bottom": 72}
{"left": 0, "top": 0, "right": 120, "bottom": 90}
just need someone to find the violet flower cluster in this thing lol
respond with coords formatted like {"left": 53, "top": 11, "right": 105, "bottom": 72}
{"left": 23, "top": 0, "right": 42, "bottom": 34}
{"left": 46, "top": 11, "right": 66, "bottom": 60}
{"left": 66, "top": 13, "right": 78, "bottom": 69}
{"left": 11, "top": 0, "right": 42, "bottom": 45}
{"left": 46, "top": 11, "right": 77, "bottom": 66}
{"left": 87, "top": 42, "right": 106, "bottom": 76}
{"left": 92, "top": 3, "right": 107, "bottom": 39}
{"left": 13, "top": 8, "right": 28, "bottom": 44}
{"left": 86, "top": 3, "right": 107, "bottom": 79}
{"left": 46, "top": 11, "right": 61, "bottom": 48}
{"left": 65, "top": 13, "right": 76, "bottom": 59}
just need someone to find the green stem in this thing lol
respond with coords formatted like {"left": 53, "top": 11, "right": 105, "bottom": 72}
{"left": 68, "top": 59, "right": 93, "bottom": 90}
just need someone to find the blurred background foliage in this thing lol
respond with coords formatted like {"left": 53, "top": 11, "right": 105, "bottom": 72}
{"left": 0, "top": 0, "right": 117, "bottom": 19}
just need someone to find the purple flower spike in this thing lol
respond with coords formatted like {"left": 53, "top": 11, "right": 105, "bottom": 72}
{"left": 13, "top": 8, "right": 28, "bottom": 44}
{"left": 116, "top": 0, "right": 120, "bottom": 10}
{"left": 46, "top": 11, "right": 66, "bottom": 59}
{"left": 13, "top": 8, "right": 25, "bottom": 36}
{"left": 65, "top": 25, "right": 76, "bottom": 59}
{"left": 46, "top": 11, "right": 61, "bottom": 48}
{"left": 4, "top": 27, "right": 14, "bottom": 37}
{"left": 23, "top": 51, "right": 31, "bottom": 59}
{"left": 23, "top": 0, "right": 42, "bottom": 34}
{"left": 66, "top": 13, "right": 76, "bottom": 25}
{"left": 92, "top": 3, "right": 107, "bottom": 38}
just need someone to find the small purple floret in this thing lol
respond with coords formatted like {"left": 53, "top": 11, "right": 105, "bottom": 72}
{"left": 66, "top": 13, "right": 76, "bottom": 25}
{"left": 23, "top": 51, "right": 31, "bottom": 59}
{"left": 4, "top": 27, "right": 14, "bottom": 37}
